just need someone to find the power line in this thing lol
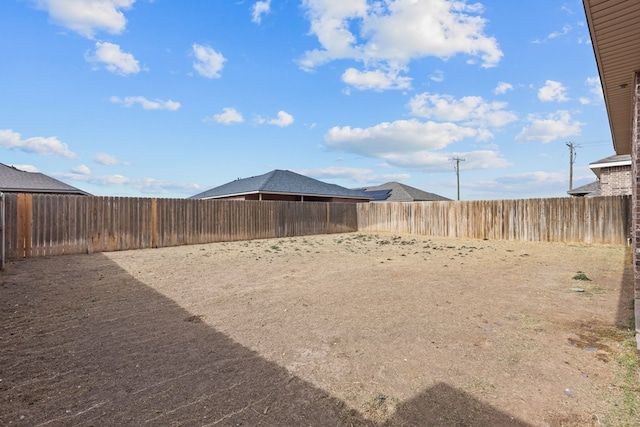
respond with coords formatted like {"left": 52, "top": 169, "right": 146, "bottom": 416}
{"left": 450, "top": 157, "right": 465, "bottom": 201}
{"left": 572, "top": 139, "right": 612, "bottom": 147}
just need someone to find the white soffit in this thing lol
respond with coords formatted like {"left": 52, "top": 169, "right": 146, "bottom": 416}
{"left": 583, "top": 0, "right": 640, "bottom": 155}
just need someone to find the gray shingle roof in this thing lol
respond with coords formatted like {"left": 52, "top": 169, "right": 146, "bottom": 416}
{"left": 190, "top": 169, "right": 370, "bottom": 200}
{"left": 360, "top": 182, "right": 451, "bottom": 202}
{"left": 0, "top": 163, "right": 90, "bottom": 195}
{"left": 589, "top": 153, "right": 631, "bottom": 178}
{"left": 590, "top": 154, "right": 631, "bottom": 166}
{"left": 567, "top": 180, "right": 601, "bottom": 197}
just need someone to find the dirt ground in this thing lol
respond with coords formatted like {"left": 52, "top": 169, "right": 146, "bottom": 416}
{"left": 1, "top": 232, "right": 637, "bottom": 426}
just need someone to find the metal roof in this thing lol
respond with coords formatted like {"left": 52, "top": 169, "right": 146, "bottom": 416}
{"left": 190, "top": 169, "right": 370, "bottom": 200}
{"left": 583, "top": 0, "right": 640, "bottom": 154}
{"left": 0, "top": 163, "right": 90, "bottom": 195}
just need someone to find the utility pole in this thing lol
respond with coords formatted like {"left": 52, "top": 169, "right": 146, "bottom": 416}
{"left": 566, "top": 142, "right": 577, "bottom": 191}
{"left": 451, "top": 157, "right": 466, "bottom": 201}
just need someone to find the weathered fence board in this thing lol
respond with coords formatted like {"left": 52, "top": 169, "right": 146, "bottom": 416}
{"left": 3, "top": 194, "right": 360, "bottom": 258}
{"left": 1, "top": 194, "right": 630, "bottom": 260}
{"left": 357, "top": 196, "right": 631, "bottom": 245}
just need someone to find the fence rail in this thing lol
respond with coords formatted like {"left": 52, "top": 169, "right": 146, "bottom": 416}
{"left": 2, "top": 194, "right": 630, "bottom": 260}
{"left": 3, "top": 194, "right": 358, "bottom": 259}
{"left": 357, "top": 196, "right": 631, "bottom": 245}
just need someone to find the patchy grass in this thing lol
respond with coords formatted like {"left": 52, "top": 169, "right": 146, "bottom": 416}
{"left": 607, "top": 332, "right": 640, "bottom": 427}
{"left": 572, "top": 271, "right": 591, "bottom": 281}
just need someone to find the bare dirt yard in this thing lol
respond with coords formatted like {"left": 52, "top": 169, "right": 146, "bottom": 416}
{"left": 1, "top": 232, "right": 638, "bottom": 426}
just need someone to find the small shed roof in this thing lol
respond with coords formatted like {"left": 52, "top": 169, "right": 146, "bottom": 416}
{"left": 0, "top": 163, "right": 90, "bottom": 195}
{"left": 360, "top": 182, "right": 451, "bottom": 202}
{"left": 190, "top": 169, "right": 370, "bottom": 200}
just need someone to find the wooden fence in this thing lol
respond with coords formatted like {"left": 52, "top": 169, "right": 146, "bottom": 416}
{"left": 2, "top": 194, "right": 631, "bottom": 260}
{"left": 357, "top": 196, "right": 631, "bottom": 245}
{"left": 3, "top": 194, "right": 358, "bottom": 259}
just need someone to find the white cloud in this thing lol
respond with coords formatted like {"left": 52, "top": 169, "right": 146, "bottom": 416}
{"left": 515, "top": 110, "right": 583, "bottom": 143}
{"left": 299, "top": 0, "right": 502, "bottom": 86}
{"left": 110, "top": 96, "right": 181, "bottom": 110}
{"left": 55, "top": 172, "right": 201, "bottom": 195}
{"left": 252, "top": 0, "right": 271, "bottom": 24}
{"left": 298, "top": 166, "right": 410, "bottom": 184}
{"left": 430, "top": 70, "right": 445, "bottom": 83}
{"left": 465, "top": 171, "right": 567, "bottom": 198}
{"left": 538, "top": 80, "right": 569, "bottom": 102}
{"left": 585, "top": 76, "right": 604, "bottom": 103}
{"left": 381, "top": 149, "right": 511, "bottom": 171}
{"left": 325, "top": 119, "right": 480, "bottom": 156}
{"left": 547, "top": 24, "right": 571, "bottom": 40}
{"left": 494, "top": 82, "right": 513, "bottom": 95}
{"left": 267, "top": 111, "right": 294, "bottom": 127}
{"left": 207, "top": 107, "right": 244, "bottom": 125}
{"left": 497, "top": 171, "right": 565, "bottom": 186}
{"left": 341, "top": 67, "right": 411, "bottom": 91}
{"left": 532, "top": 24, "right": 573, "bottom": 44}
{"left": 12, "top": 164, "right": 39, "bottom": 173}
{"left": 94, "top": 152, "right": 126, "bottom": 165}
{"left": 0, "top": 129, "right": 76, "bottom": 158}
{"left": 408, "top": 93, "right": 517, "bottom": 127}
{"left": 86, "top": 42, "right": 140, "bottom": 75}
{"left": 32, "top": 0, "right": 135, "bottom": 38}
{"left": 73, "top": 164, "right": 91, "bottom": 175}
{"left": 192, "top": 43, "right": 226, "bottom": 78}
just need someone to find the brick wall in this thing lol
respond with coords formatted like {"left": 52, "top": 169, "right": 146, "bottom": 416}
{"left": 600, "top": 165, "right": 632, "bottom": 196}
{"left": 633, "top": 73, "right": 640, "bottom": 347}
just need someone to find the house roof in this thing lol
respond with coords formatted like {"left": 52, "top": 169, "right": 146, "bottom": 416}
{"left": 0, "top": 163, "right": 90, "bottom": 195}
{"left": 190, "top": 169, "right": 370, "bottom": 200}
{"left": 583, "top": 0, "right": 640, "bottom": 155}
{"left": 360, "top": 182, "right": 451, "bottom": 202}
{"left": 589, "top": 153, "right": 631, "bottom": 178}
{"left": 567, "top": 180, "right": 601, "bottom": 197}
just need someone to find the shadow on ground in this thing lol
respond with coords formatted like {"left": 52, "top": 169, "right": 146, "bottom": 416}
{"left": 617, "top": 246, "right": 637, "bottom": 331}
{"left": 0, "top": 253, "right": 529, "bottom": 426}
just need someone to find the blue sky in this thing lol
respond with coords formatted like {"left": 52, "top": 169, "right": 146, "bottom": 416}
{"left": 0, "top": 0, "right": 614, "bottom": 200}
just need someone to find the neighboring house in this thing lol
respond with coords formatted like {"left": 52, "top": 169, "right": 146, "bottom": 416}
{"left": 358, "top": 182, "right": 451, "bottom": 202}
{"left": 567, "top": 154, "right": 631, "bottom": 197}
{"left": 190, "top": 169, "right": 370, "bottom": 203}
{"left": 0, "top": 163, "right": 90, "bottom": 195}
{"left": 583, "top": 0, "right": 640, "bottom": 347}
{"left": 590, "top": 154, "right": 631, "bottom": 196}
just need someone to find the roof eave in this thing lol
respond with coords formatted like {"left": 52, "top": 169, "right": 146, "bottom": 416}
{"left": 0, "top": 188, "right": 90, "bottom": 196}
{"left": 582, "top": 0, "right": 640, "bottom": 155}
{"left": 198, "top": 190, "right": 369, "bottom": 200}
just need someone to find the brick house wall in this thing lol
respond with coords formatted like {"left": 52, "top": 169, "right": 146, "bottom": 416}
{"left": 600, "top": 165, "right": 632, "bottom": 196}
{"left": 633, "top": 73, "right": 640, "bottom": 345}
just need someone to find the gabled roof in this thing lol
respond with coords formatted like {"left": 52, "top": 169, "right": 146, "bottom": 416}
{"left": 589, "top": 154, "right": 631, "bottom": 178}
{"left": 190, "top": 169, "right": 370, "bottom": 200}
{"left": 567, "top": 180, "right": 601, "bottom": 197}
{"left": 0, "top": 163, "right": 90, "bottom": 195}
{"left": 360, "top": 182, "right": 451, "bottom": 202}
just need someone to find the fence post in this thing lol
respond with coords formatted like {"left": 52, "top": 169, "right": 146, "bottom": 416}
{"left": 151, "top": 198, "right": 158, "bottom": 248}
{"left": 326, "top": 203, "right": 330, "bottom": 234}
{"left": 17, "top": 193, "right": 32, "bottom": 258}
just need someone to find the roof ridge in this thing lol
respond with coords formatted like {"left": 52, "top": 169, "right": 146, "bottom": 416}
{"left": 258, "top": 169, "right": 279, "bottom": 191}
